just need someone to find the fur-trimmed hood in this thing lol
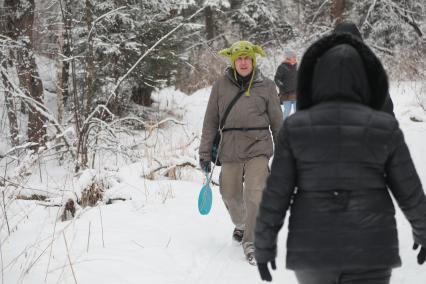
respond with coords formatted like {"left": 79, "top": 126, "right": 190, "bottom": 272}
{"left": 297, "top": 33, "right": 388, "bottom": 111}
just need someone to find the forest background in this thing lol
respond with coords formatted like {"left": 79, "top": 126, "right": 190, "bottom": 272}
{"left": 0, "top": 1, "right": 425, "bottom": 283}
{"left": 0, "top": 0, "right": 425, "bottom": 254}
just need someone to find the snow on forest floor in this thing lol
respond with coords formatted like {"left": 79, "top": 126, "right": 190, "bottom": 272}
{"left": 1, "top": 81, "right": 426, "bottom": 283}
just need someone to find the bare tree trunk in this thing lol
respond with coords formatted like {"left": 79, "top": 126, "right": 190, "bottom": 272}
{"left": 1, "top": 7, "right": 19, "bottom": 147}
{"left": 74, "top": 0, "right": 95, "bottom": 170}
{"left": 297, "top": 0, "right": 301, "bottom": 25}
{"left": 205, "top": 5, "right": 215, "bottom": 41}
{"left": 85, "top": 0, "right": 94, "bottom": 118}
{"left": 277, "top": 0, "right": 285, "bottom": 15}
{"left": 2, "top": 56, "right": 19, "bottom": 146}
{"left": 58, "top": 0, "right": 83, "bottom": 171}
{"left": 57, "top": 60, "right": 65, "bottom": 125}
{"left": 57, "top": 1, "right": 72, "bottom": 125}
{"left": 59, "top": 0, "right": 80, "bottom": 132}
{"left": 16, "top": 47, "right": 46, "bottom": 148}
{"left": 4, "top": 0, "right": 46, "bottom": 150}
{"left": 331, "top": 0, "right": 346, "bottom": 23}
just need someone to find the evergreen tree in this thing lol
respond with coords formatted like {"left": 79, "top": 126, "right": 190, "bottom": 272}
{"left": 230, "top": 0, "right": 293, "bottom": 45}
{"left": 65, "top": 0, "right": 201, "bottom": 116}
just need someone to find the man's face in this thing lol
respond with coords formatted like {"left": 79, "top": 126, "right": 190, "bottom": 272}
{"left": 234, "top": 56, "right": 253, "bottom": 77}
{"left": 285, "top": 56, "right": 297, "bottom": 65}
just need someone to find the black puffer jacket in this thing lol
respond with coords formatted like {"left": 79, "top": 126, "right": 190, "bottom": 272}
{"left": 255, "top": 34, "right": 426, "bottom": 271}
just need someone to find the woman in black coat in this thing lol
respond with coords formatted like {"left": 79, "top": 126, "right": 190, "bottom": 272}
{"left": 333, "top": 21, "right": 395, "bottom": 117}
{"left": 254, "top": 33, "right": 426, "bottom": 284}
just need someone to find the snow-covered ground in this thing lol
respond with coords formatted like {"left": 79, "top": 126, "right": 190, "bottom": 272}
{"left": 1, "top": 81, "right": 426, "bottom": 283}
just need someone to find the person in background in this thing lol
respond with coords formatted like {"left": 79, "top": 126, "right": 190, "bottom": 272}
{"left": 199, "top": 40, "right": 282, "bottom": 265}
{"left": 254, "top": 31, "right": 426, "bottom": 283}
{"left": 274, "top": 48, "right": 298, "bottom": 119}
{"left": 334, "top": 21, "right": 395, "bottom": 116}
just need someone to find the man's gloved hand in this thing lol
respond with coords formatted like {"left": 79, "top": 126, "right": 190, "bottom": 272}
{"left": 199, "top": 159, "right": 211, "bottom": 173}
{"left": 257, "top": 260, "right": 276, "bottom": 282}
{"left": 413, "top": 243, "right": 426, "bottom": 264}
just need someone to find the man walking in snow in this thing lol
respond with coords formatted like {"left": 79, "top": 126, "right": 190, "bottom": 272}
{"left": 199, "top": 40, "right": 282, "bottom": 265}
{"left": 274, "top": 48, "right": 298, "bottom": 119}
{"left": 254, "top": 30, "right": 426, "bottom": 283}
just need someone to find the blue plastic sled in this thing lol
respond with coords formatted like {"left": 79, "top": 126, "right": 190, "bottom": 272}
{"left": 198, "top": 172, "right": 212, "bottom": 215}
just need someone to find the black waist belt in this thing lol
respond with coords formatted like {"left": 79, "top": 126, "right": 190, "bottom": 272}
{"left": 222, "top": 127, "right": 269, "bottom": 132}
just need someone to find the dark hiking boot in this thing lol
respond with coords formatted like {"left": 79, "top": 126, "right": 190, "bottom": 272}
{"left": 232, "top": 228, "right": 244, "bottom": 243}
{"left": 246, "top": 252, "right": 256, "bottom": 266}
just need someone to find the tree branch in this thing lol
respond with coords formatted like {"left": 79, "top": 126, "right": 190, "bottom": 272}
{"left": 361, "top": 0, "right": 378, "bottom": 30}
{"left": 383, "top": 0, "right": 423, "bottom": 38}
{"left": 112, "top": 6, "right": 206, "bottom": 94}
{"left": 87, "top": 6, "right": 127, "bottom": 40}
{"left": 310, "top": 0, "right": 331, "bottom": 25}
{"left": 0, "top": 67, "right": 76, "bottom": 158}
{"left": 368, "top": 42, "right": 394, "bottom": 55}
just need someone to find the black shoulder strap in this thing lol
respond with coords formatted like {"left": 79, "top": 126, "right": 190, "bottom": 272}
{"left": 219, "top": 88, "right": 246, "bottom": 129}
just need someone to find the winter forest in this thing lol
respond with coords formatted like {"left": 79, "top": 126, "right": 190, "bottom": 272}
{"left": 0, "top": 0, "right": 426, "bottom": 283}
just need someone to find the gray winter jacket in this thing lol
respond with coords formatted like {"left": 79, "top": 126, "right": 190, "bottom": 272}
{"left": 199, "top": 68, "right": 282, "bottom": 163}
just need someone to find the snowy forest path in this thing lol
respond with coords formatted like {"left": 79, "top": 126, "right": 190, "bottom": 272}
{"left": 2, "top": 83, "right": 426, "bottom": 283}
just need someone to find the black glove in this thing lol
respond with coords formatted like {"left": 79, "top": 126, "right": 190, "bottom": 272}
{"left": 257, "top": 260, "right": 276, "bottom": 282}
{"left": 199, "top": 159, "right": 211, "bottom": 173}
{"left": 413, "top": 243, "right": 426, "bottom": 264}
